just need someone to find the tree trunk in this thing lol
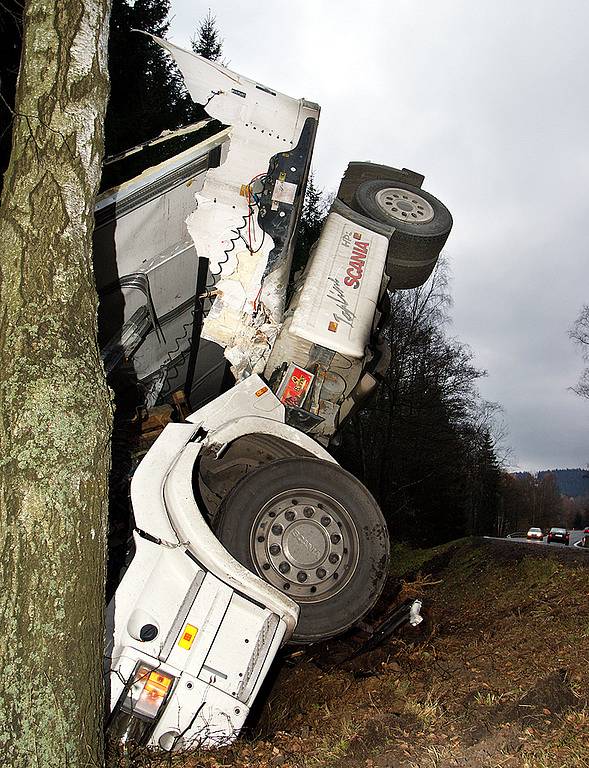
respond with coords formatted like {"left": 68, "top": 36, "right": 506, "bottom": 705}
{"left": 0, "top": 1, "right": 112, "bottom": 766}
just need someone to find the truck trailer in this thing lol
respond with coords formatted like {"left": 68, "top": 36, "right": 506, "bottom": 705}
{"left": 102, "top": 37, "right": 452, "bottom": 750}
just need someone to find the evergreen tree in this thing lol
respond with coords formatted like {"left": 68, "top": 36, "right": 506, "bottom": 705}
{"left": 191, "top": 9, "right": 224, "bottom": 61}
{"left": 2, "top": 1, "right": 212, "bottom": 175}
{"left": 470, "top": 430, "right": 502, "bottom": 535}
{"left": 293, "top": 171, "right": 330, "bottom": 275}
{"left": 105, "top": 0, "right": 202, "bottom": 157}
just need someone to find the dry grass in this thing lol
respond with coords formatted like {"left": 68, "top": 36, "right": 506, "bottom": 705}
{"left": 106, "top": 538, "right": 589, "bottom": 768}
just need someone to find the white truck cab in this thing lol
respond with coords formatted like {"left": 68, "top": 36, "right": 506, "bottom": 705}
{"left": 102, "top": 38, "right": 452, "bottom": 749}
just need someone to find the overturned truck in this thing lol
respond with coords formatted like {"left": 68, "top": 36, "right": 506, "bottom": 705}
{"left": 102, "top": 37, "right": 452, "bottom": 750}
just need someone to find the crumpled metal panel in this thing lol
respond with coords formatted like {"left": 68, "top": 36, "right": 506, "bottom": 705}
{"left": 155, "top": 37, "right": 319, "bottom": 378}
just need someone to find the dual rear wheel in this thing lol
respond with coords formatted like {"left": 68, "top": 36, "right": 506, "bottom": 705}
{"left": 350, "top": 175, "right": 453, "bottom": 289}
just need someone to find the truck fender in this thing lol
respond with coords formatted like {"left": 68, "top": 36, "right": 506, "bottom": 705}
{"left": 202, "top": 415, "right": 336, "bottom": 463}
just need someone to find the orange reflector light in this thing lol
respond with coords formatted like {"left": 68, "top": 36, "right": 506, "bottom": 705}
{"left": 178, "top": 623, "right": 198, "bottom": 650}
{"left": 130, "top": 665, "right": 174, "bottom": 719}
{"left": 144, "top": 670, "right": 173, "bottom": 698}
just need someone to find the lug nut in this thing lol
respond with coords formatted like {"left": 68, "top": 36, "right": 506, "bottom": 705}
{"left": 279, "top": 561, "right": 290, "bottom": 574}
{"left": 269, "top": 544, "right": 281, "bottom": 556}
{"left": 285, "top": 509, "right": 296, "bottom": 522}
{"left": 329, "top": 553, "right": 339, "bottom": 564}
{"left": 303, "top": 506, "right": 314, "bottom": 518}
{"left": 330, "top": 533, "right": 341, "bottom": 544}
{"left": 321, "top": 516, "right": 331, "bottom": 527}
{"left": 271, "top": 524, "right": 283, "bottom": 535}
{"left": 297, "top": 571, "right": 308, "bottom": 583}
{"left": 316, "top": 567, "right": 327, "bottom": 579}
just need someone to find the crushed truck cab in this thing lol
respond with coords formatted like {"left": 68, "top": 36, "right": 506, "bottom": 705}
{"left": 102, "top": 38, "right": 452, "bottom": 749}
{"left": 107, "top": 376, "right": 331, "bottom": 748}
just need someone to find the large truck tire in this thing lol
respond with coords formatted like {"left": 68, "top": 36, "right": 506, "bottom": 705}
{"left": 351, "top": 179, "right": 452, "bottom": 289}
{"left": 215, "top": 457, "right": 390, "bottom": 644}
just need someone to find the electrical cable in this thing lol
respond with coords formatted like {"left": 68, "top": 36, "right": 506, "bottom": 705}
{"left": 203, "top": 172, "right": 266, "bottom": 295}
{"left": 151, "top": 172, "right": 269, "bottom": 403}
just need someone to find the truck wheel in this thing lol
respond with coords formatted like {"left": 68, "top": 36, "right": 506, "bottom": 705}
{"left": 351, "top": 180, "right": 452, "bottom": 289}
{"left": 215, "top": 457, "right": 390, "bottom": 644}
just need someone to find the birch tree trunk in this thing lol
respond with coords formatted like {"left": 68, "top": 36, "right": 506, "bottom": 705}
{"left": 0, "top": 1, "right": 112, "bottom": 766}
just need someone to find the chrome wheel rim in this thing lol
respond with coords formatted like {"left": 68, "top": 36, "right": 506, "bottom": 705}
{"left": 250, "top": 489, "right": 360, "bottom": 602}
{"left": 375, "top": 187, "right": 434, "bottom": 224}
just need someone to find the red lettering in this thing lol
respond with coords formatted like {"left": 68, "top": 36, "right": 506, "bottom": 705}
{"left": 343, "top": 239, "right": 370, "bottom": 289}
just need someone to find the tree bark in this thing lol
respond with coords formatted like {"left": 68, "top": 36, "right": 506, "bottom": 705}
{"left": 0, "top": 1, "right": 112, "bottom": 766}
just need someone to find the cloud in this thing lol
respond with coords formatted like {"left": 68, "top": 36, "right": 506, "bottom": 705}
{"left": 169, "top": 0, "right": 589, "bottom": 470}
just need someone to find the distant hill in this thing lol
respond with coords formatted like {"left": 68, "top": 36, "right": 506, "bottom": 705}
{"left": 513, "top": 468, "right": 589, "bottom": 498}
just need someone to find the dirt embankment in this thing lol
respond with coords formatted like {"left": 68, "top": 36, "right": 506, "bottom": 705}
{"left": 110, "top": 538, "right": 589, "bottom": 768}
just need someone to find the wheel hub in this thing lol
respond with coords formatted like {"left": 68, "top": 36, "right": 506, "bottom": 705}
{"left": 283, "top": 521, "right": 328, "bottom": 567}
{"left": 374, "top": 187, "right": 434, "bottom": 224}
{"left": 250, "top": 490, "right": 359, "bottom": 602}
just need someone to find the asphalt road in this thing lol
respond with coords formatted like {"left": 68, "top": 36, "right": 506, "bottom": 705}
{"left": 486, "top": 530, "right": 587, "bottom": 549}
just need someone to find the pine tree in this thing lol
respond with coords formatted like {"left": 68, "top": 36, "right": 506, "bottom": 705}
{"left": 191, "top": 9, "right": 224, "bottom": 61}
{"left": 105, "top": 0, "right": 202, "bottom": 156}
{"left": 473, "top": 430, "right": 502, "bottom": 535}
{"left": 293, "top": 172, "right": 330, "bottom": 275}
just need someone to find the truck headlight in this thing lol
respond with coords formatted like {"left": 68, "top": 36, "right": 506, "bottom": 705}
{"left": 108, "top": 663, "right": 175, "bottom": 745}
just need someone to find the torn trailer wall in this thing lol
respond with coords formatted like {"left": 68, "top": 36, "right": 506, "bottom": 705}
{"left": 94, "top": 39, "right": 319, "bottom": 403}
{"left": 151, "top": 38, "right": 319, "bottom": 380}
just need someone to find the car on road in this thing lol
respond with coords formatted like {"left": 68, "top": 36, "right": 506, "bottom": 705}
{"left": 526, "top": 527, "right": 543, "bottom": 541}
{"left": 547, "top": 527, "right": 569, "bottom": 545}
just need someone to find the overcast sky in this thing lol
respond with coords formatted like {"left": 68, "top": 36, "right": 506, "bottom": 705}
{"left": 168, "top": 0, "right": 589, "bottom": 472}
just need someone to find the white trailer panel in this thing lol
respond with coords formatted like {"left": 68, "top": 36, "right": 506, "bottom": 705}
{"left": 289, "top": 212, "right": 389, "bottom": 358}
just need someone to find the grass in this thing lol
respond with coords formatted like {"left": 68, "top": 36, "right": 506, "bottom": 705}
{"left": 302, "top": 718, "right": 358, "bottom": 767}
{"left": 404, "top": 694, "right": 444, "bottom": 727}
{"left": 473, "top": 690, "right": 511, "bottom": 708}
{"left": 517, "top": 710, "right": 589, "bottom": 768}
{"left": 106, "top": 538, "right": 589, "bottom": 768}
{"left": 388, "top": 538, "right": 465, "bottom": 579}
